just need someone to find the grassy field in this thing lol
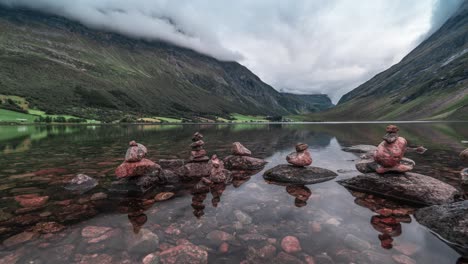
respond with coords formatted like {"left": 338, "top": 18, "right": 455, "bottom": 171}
{"left": 230, "top": 113, "right": 269, "bottom": 122}
{"left": 0, "top": 109, "right": 37, "bottom": 122}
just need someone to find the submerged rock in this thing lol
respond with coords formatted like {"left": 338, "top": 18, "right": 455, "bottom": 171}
{"left": 64, "top": 174, "right": 98, "bottom": 193}
{"left": 342, "top": 145, "right": 377, "bottom": 153}
{"left": 3, "top": 231, "right": 39, "bottom": 247}
{"left": 414, "top": 200, "right": 468, "bottom": 253}
{"left": 14, "top": 194, "right": 49, "bottom": 208}
{"left": 156, "top": 244, "right": 208, "bottom": 264}
{"left": 232, "top": 142, "right": 252, "bottom": 156}
{"left": 224, "top": 155, "right": 267, "bottom": 171}
{"left": 281, "top": 236, "right": 302, "bottom": 253}
{"left": 264, "top": 164, "right": 337, "bottom": 185}
{"left": 338, "top": 173, "right": 460, "bottom": 206}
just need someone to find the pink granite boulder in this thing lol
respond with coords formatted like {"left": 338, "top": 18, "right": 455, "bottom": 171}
{"left": 232, "top": 142, "right": 252, "bottom": 156}
{"left": 125, "top": 141, "right": 148, "bottom": 162}
{"left": 115, "top": 159, "right": 161, "bottom": 178}
{"left": 286, "top": 143, "right": 312, "bottom": 167}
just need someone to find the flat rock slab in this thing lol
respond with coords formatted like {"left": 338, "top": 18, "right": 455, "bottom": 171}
{"left": 263, "top": 164, "right": 338, "bottom": 185}
{"left": 342, "top": 145, "right": 377, "bottom": 153}
{"left": 414, "top": 200, "right": 468, "bottom": 253}
{"left": 338, "top": 172, "right": 460, "bottom": 206}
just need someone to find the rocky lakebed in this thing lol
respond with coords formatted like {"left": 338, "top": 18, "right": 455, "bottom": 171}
{"left": 0, "top": 123, "right": 467, "bottom": 264}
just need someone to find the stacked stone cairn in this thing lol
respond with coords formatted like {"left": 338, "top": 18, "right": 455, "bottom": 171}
{"left": 190, "top": 132, "right": 209, "bottom": 162}
{"left": 114, "top": 141, "right": 162, "bottom": 193}
{"left": 355, "top": 125, "right": 415, "bottom": 174}
{"left": 286, "top": 143, "right": 312, "bottom": 167}
{"left": 264, "top": 143, "right": 337, "bottom": 185}
{"left": 224, "top": 142, "right": 267, "bottom": 171}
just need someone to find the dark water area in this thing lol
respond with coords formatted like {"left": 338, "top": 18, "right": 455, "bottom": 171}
{"left": 0, "top": 122, "right": 467, "bottom": 264}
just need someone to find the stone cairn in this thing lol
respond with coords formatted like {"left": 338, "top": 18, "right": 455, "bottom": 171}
{"left": 286, "top": 143, "right": 312, "bottom": 167}
{"left": 355, "top": 125, "right": 415, "bottom": 174}
{"left": 224, "top": 142, "right": 267, "bottom": 171}
{"left": 189, "top": 132, "right": 209, "bottom": 162}
{"left": 374, "top": 125, "right": 414, "bottom": 174}
{"left": 115, "top": 141, "right": 162, "bottom": 192}
{"left": 209, "top": 155, "right": 231, "bottom": 184}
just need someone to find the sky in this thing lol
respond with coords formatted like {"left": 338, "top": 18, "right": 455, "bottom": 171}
{"left": 0, "top": 0, "right": 463, "bottom": 102}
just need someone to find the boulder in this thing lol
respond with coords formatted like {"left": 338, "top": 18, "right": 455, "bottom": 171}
{"left": 414, "top": 201, "right": 468, "bottom": 254}
{"left": 342, "top": 145, "right": 377, "bottom": 153}
{"left": 159, "top": 159, "right": 185, "bottom": 170}
{"left": 232, "top": 142, "right": 252, "bottom": 156}
{"left": 14, "top": 194, "right": 49, "bottom": 208}
{"left": 224, "top": 155, "right": 267, "bottom": 171}
{"left": 356, "top": 158, "right": 415, "bottom": 174}
{"left": 181, "top": 162, "right": 212, "bottom": 179}
{"left": 115, "top": 159, "right": 160, "bottom": 178}
{"left": 338, "top": 173, "right": 460, "bottom": 206}
{"left": 125, "top": 141, "right": 147, "bottom": 162}
{"left": 264, "top": 164, "right": 337, "bottom": 185}
{"left": 126, "top": 228, "right": 159, "bottom": 254}
{"left": 64, "top": 174, "right": 98, "bottom": 193}
{"left": 281, "top": 236, "right": 302, "bottom": 253}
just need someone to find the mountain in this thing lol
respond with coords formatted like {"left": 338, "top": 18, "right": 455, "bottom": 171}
{"left": 279, "top": 93, "right": 334, "bottom": 114}
{"left": 305, "top": 2, "right": 468, "bottom": 121}
{"left": 0, "top": 7, "right": 333, "bottom": 122}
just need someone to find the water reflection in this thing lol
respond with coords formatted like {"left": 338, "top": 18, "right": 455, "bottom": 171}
{"left": 0, "top": 123, "right": 466, "bottom": 263}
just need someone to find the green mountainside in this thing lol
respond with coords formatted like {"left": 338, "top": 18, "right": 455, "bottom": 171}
{"left": 0, "top": 7, "right": 332, "bottom": 122}
{"left": 304, "top": 2, "right": 468, "bottom": 121}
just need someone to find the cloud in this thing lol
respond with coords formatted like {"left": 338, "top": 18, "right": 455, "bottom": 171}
{"left": 0, "top": 0, "right": 460, "bottom": 102}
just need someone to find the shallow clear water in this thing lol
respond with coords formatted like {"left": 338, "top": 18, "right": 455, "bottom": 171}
{"left": 0, "top": 123, "right": 467, "bottom": 263}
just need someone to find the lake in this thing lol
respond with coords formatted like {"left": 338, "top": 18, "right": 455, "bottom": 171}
{"left": 0, "top": 122, "right": 467, "bottom": 264}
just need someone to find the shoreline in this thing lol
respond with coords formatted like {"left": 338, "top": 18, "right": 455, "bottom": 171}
{"left": 1, "top": 120, "right": 467, "bottom": 126}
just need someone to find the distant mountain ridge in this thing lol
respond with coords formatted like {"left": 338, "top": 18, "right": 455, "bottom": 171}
{"left": 305, "top": 2, "right": 468, "bottom": 121}
{"left": 0, "top": 7, "right": 333, "bottom": 122}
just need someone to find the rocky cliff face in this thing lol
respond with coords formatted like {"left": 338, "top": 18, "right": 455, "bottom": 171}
{"left": 0, "top": 7, "right": 332, "bottom": 121}
{"left": 307, "top": 2, "right": 468, "bottom": 121}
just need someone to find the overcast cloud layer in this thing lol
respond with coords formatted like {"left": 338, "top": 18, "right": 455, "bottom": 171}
{"left": 0, "top": 0, "right": 462, "bottom": 102}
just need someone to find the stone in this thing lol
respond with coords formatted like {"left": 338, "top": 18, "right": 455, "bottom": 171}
{"left": 234, "top": 210, "right": 252, "bottom": 225}
{"left": 190, "top": 140, "right": 205, "bottom": 149}
{"left": 82, "top": 226, "right": 112, "bottom": 238}
{"left": 246, "top": 245, "right": 277, "bottom": 261}
{"left": 14, "top": 194, "right": 49, "bottom": 208}
{"left": 159, "top": 159, "right": 185, "bottom": 170}
{"left": 191, "top": 149, "right": 207, "bottom": 158}
{"left": 460, "top": 149, "right": 468, "bottom": 162}
{"left": 3, "top": 231, "right": 39, "bottom": 247}
{"left": 281, "top": 236, "right": 302, "bottom": 253}
{"left": 192, "top": 132, "right": 204, "bottom": 141}
{"left": 344, "top": 234, "right": 371, "bottom": 251}
{"left": 206, "top": 230, "right": 234, "bottom": 243}
{"left": 232, "top": 142, "right": 252, "bottom": 156}
{"left": 373, "top": 125, "right": 411, "bottom": 174}
{"left": 115, "top": 159, "right": 161, "bottom": 178}
{"left": 273, "top": 252, "right": 304, "bottom": 264}
{"left": 125, "top": 141, "right": 148, "bottom": 162}
{"left": 126, "top": 228, "right": 159, "bottom": 254}
{"left": 64, "top": 174, "right": 98, "bottom": 193}
{"left": 462, "top": 168, "right": 468, "bottom": 184}
{"left": 414, "top": 201, "right": 468, "bottom": 252}
{"left": 90, "top": 192, "right": 108, "bottom": 201}
{"left": 75, "top": 254, "right": 113, "bottom": 264}
{"left": 264, "top": 165, "right": 337, "bottom": 185}
{"left": 224, "top": 155, "right": 267, "bottom": 170}
{"left": 356, "top": 158, "right": 415, "bottom": 174}
{"left": 181, "top": 162, "right": 212, "bottom": 178}
{"left": 287, "top": 149, "right": 313, "bottom": 167}
{"left": 209, "top": 155, "right": 231, "bottom": 183}
{"left": 155, "top": 192, "right": 175, "bottom": 201}
{"left": 156, "top": 244, "right": 208, "bottom": 264}
{"left": 31, "top": 222, "right": 65, "bottom": 234}
{"left": 142, "top": 253, "right": 158, "bottom": 264}
{"left": 338, "top": 172, "right": 460, "bottom": 206}
{"left": 342, "top": 145, "right": 377, "bottom": 153}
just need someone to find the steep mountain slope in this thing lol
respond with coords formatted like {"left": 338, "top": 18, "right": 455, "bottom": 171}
{"left": 307, "top": 2, "right": 468, "bottom": 121}
{"left": 0, "top": 7, "right": 332, "bottom": 122}
{"left": 279, "top": 93, "right": 334, "bottom": 114}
